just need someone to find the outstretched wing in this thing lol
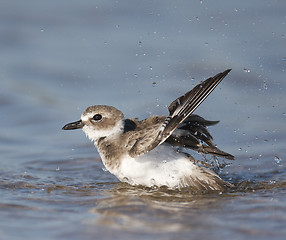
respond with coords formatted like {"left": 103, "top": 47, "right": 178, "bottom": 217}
{"left": 159, "top": 69, "right": 231, "bottom": 144}
{"left": 128, "top": 69, "right": 231, "bottom": 158}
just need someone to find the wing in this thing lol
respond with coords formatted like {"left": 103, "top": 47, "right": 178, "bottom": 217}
{"left": 165, "top": 115, "right": 234, "bottom": 160}
{"left": 126, "top": 117, "right": 165, "bottom": 158}
{"left": 159, "top": 69, "right": 231, "bottom": 144}
{"left": 127, "top": 69, "right": 232, "bottom": 158}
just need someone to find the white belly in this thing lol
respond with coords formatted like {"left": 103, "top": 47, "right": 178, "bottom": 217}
{"left": 114, "top": 144, "right": 208, "bottom": 189}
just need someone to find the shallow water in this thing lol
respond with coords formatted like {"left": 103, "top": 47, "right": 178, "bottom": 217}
{"left": 1, "top": 1, "right": 286, "bottom": 239}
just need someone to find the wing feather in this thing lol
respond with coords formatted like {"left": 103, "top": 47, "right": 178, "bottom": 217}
{"left": 127, "top": 69, "right": 232, "bottom": 157}
{"left": 162, "top": 69, "right": 231, "bottom": 143}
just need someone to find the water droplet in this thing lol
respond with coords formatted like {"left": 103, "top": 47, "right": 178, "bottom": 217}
{"left": 263, "top": 139, "right": 268, "bottom": 142}
{"left": 123, "top": 177, "right": 129, "bottom": 183}
{"left": 151, "top": 178, "right": 156, "bottom": 185}
{"left": 40, "top": 28, "right": 44, "bottom": 32}
{"left": 204, "top": 42, "right": 208, "bottom": 46}
{"left": 56, "top": 166, "right": 60, "bottom": 171}
{"left": 152, "top": 82, "right": 156, "bottom": 87}
{"left": 282, "top": 57, "right": 286, "bottom": 61}
{"left": 102, "top": 167, "right": 108, "bottom": 172}
{"left": 263, "top": 81, "right": 268, "bottom": 90}
{"left": 238, "top": 147, "right": 242, "bottom": 151}
{"left": 149, "top": 66, "right": 153, "bottom": 70}
{"left": 274, "top": 156, "right": 282, "bottom": 166}
{"left": 162, "top": 160, "right": 167, "bottom": 164}
{"left": 243, "top": 68, "right": 251, "bottom": 73}
{"left": 282, "top": 113, "right": 286, "bottom": 116}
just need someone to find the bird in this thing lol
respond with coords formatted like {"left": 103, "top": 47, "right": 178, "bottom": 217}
{"left": 62, "top": 69, "right": 234, "bottom": 192}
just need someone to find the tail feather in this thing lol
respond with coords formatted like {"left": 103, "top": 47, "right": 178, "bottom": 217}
{"left": 165, "top": 114, "right": 235, "bottom": 160}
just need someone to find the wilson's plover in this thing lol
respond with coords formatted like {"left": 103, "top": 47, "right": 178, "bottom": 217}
{"left": 63, "top": 69, "right": 234, "bottom": 191}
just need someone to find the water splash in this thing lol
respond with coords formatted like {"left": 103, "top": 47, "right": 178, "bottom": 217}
{"left": 274, "top": 156, "right": 282, "bottom": 166}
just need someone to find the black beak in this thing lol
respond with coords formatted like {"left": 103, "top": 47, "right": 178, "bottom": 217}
{"left": 62, "top": 120, "right": 84, "bottom": 130}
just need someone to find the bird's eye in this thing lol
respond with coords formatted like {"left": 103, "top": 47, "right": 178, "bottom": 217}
{"left": 92, "top": 114, "right": 102, "bottom": 121}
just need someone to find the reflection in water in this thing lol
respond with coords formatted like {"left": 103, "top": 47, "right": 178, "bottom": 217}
{"left": 88, "top": 184, "right": 225, "bottom": 232}
{"left": 86, "top": 179, "right": 286, "bottom": 233}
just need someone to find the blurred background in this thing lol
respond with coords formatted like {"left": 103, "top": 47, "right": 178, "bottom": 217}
{"left": 0, "top": 1, "right": 285, "bottom": 239}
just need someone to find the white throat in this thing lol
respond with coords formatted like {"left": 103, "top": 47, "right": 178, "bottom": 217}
{"left": 82, "top": 120, "right": 124, "bottom": 143}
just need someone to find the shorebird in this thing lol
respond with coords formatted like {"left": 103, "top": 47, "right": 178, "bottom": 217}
{"left": 63, "top": 69, "right": 234, "bottom": 192}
